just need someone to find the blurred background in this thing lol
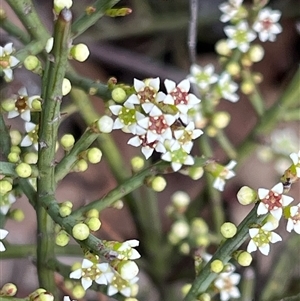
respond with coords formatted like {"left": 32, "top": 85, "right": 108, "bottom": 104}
{"left": 1, "top": 0, "right": 300, "bottom": 300}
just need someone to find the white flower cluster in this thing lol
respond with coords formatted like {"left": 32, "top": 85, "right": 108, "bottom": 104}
{"left": 219, "top": 0, "right": 282, "bottom": 52}
{"left": 109, "top": 78, "right": 203, "bottom": 171}
{"left": 70, "top": 240, "right": 140, "bottom": 298}
{"left": 0, "top": 43, "right": 19, "bottom": 82}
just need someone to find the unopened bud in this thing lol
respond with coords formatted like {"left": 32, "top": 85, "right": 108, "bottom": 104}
{"left": 8, "top": 152, "right": 20, "bottom": 163}
{"left": 220, "top": 222, "right": 237, "bottom": 238}
{"left": 181, "top": 284, "right": 192, "bottom": 297}
{"left": 86, "top": 209, "right": 99, "bottom": 218}
{"left": 97, "top": 115, "right": 114, "bottom": 133}
{"left": 72, "top": 223, "right": 90, "bottom": 240}
{"left": 10, "top": 130, "right": 22, "bottom": 145}
{"left": 215, "top": 39, "right": 231, "bottom": 56}
{"left": 112, "top": 87, "right": 127, "bottom": 103}
{"left": 15, "top": 163, "right": 32, "bottom": 178}
{"left": 54, "top": 0, "right": 73, "bottom": 14}
{"left": 73, "top": 159, "right": 88, "bottom": 172}
{"left": 62, "top": 78, "right": 72, "bottom": 96}
{"left": 72, "top": 285, "right": 85, "bottom": 299}
{"left": 24, "top": 152, "right": 38, "bottom": 164}
{"left": 241, "top": 80, "right": 254, "bottom": 95}
{"left": 86, "top": 217, "right": 101, "bottom": 231}
{"left": 10, "top": 209, "right": 25, "bottom": 222}
{"left": 248, "top": 44, "right": 264, "bottom": 62}
{"left": 237, "top": 186, "right": 257, "bottom": 205}
{"left": 212, "top": 111, "right": 231, "bottom": 129}
{"left": 0, "top": 180, "right": 12, "bottom": 194}
{"left": 1, "top": 283, "right": 17, "bottom": 296}
{"left": 131, "top": 156, "right": 145, "bottom": 172}
{"left": 60, "top": 134, "right": 75, "bottom": 150}
{"left": 226, "top": 62, "right": 241, "bottom": 76}
{"left": 236, "top": 251, "right": 253, "bottom": 266}
{"left": 198, "top": 293, "right": 211, "bottom": 301}
{"left": 24, "top": 55, "right": 41, "bottom": 74}
{"left": 150, "top": 176, "right": 167, "bottom": 192}
{"left": 210, "top": 259, "right": 224, "bottom": 273}
{"left": 171, "top": 191, "right": 190, "bottom": 210}
{"left": 56, "top": 230, "right": 70, "bottom": 247}
{"left": 70, "top": 43, "right": 90, "bottom": 62}
{"left": 59, "top": 205, "right": 72, "bottom": 217}
{"left": 87, "top": 147, "right": 102, "bottom": 164}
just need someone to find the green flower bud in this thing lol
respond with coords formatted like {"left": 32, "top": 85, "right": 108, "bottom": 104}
{"left": 31, "top": 98, "right": 42, "bottom": 110}
{"left": 131, "top": 156, "right": 145, "bottom": 172}
{"left": 70, "top": 43, "right": 90, "bottom": 62}
{"left": 24, "top": 55, "right": 41, "bottom": 73}
{"left": 248, "top": 44, "right": 264, "bottom": 62}
{"left": 237, "top": 251, "right": 252, "bottom": 266}
{"left": 11, "top": 145, "right": 21, "bottom": 154}
{"left": 38, "top": 292, "right": 54, "bottom": 301}
{"left": 72, "top": 223, "right": 90, "bottom": 240}
{"left": 86, "top": 209, "right": 99, "bottom": 218}
{"left": 237, "top": 186, "right": 257, "bottom": 205}
{"left": 73, "top": 159, "right": 88, "bottom": 172}
{"left": 8, "top": 152, "right": 20, "bottom": 163}
{"left": 198, "top": 293, "right": 211, "bottom": 301}
{"left": 171, "top": 191, "right": 190, "bottom": 209}
{"left": 171, "top": 220, "right": 190, "bottom": 240}
{"left": 86, "top": 217, "right": 101, "bottom": 231}
{"left": 62, "top": 78, "right": 72, "bottom": 96}
{"left": 187, "top": 166, "right": 204, "bottom": 180}
{"left": 9, "top": 130, "right": 22, "bottom": 145}
{"left": 212, "top": 111, "right": 231, "bottom": 129}
{"left": 215, "top": 39, "right": 231, "bottom": 56}
{"left": 54, "top": 0, "right": 73, "bottom": 14}
{"left": 1, "top": 98, "right": 15, "bottom": 112}
{"left": 220, "top": 222, "right": 237, "bottom": 238}
{"left": 112, "top": 87, "right": 127, "bottom": 103}
{"left": 59, "top": 205, "right": 72, "bottom": 217}
{"left": 15, "top": 163, "right": 32, "bottom": 178}
{"left": 1, "top": 283, "right": 17, "bottom": 296}
{"left": 112, "top": 200, "right": 124, "bottom": 209}
{"left": 97, "top": 115, "right": 114, "bottom": 133}
{"left": 10, "top": 209, "right": 25, "bottom": 222}
{"left": 45, "top": 38, "right": 53, "bottom": 53}
{"left": 62, "top": 200, "right": 73, "bottom": 208}
{"left": 181, "top": 284, "right": 192, "bottom": 297}
{"left": 29, "top": 288, "right": 47, "bottom": 301}
{"left": 179, "top": 242, "right": 190, "bottom": 255}
{"left": 55, "top": 230, "right": 70, "bottom": 247}
{"left": 60, "top": 134, "right": 75, "bottom": 151}
{"left": 87, "top": 147, "right": 102, "bottom": 164}
{"left": 206, "top": 125, "right": 218, "bottom": 137}
{"left": 210, "top": 259, "right": 224, "bottom": 273}
{"left": 226, "top": 62, "right": 241, "bottom": 76}
{"left": 72, "top": 285, "right": 85, "bottom": 299}
{"left": 24, "top": 152, "right": 38, "bottom": 164}
{"left": 151, "top": 176, "right": 167, "bottom": 192}
{"left": 241, "top": 80, "right": 254, "bottom": 95}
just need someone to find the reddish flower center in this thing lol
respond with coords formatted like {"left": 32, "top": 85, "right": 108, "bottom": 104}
{"left": 170, "top": 88, "right": 189, "bottom": 105}
{"left": 139, "top": 135, "right": 157, "bottom": 148}
{"left": 148, "top": 115, "right": 168, "bottom": 134}
{"left": 262, "top": 18, "right": 273, "bottom": 30}
{"left": 138, "top": 86, "right": 156, "bottom": 103}
{"left": 262, "top": 191, "right": 282, "bottom": 210}
{"left": 15, "top": 97, "right": 28, "bottom": 112}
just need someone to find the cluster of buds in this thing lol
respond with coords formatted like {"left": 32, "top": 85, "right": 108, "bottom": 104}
{"left": 69, "top": 240, "right": 140, "bottom": 298}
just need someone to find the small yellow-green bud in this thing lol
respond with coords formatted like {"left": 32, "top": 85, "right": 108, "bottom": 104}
{"left": 10, "top": 209, "right": 25, "bottom": 222}
{"left": 215, "top": 39, "right": 231, "bottom": 56}
{"left": 171, "top": 191, "right": 190, "bottom": 209}
{"left": 206, "top": 125, "right": 218, "bottom": 137}
{"left": 86, "top": 208, "right": 99, "bottom": 218}
{"left": 59, "top": 205, "right": 72, "bottom": 217}
{"left": 97, "top": 115, "right": 114, "bottom": 133}
{"left": 10, "top": 146, "right": 21, "bottom": 154}
{"left": 45, "top": 38, "right": 54, "bottom": 53}
{"left": 73, "top": 159, "right": 88, "bottom": 172}
{"left": 60, "top": 134, "right": 75, "bottom": 151}
{"left": 10, "top": 130, "right": 22, "bottom": 145}
{"left": 24, "top": 55, "right": 40, "bottom": 71}
{"left": 38, "top": 292, "right": 54, "bottom": 301}
{"left": 62, "top": 78, "right": 72, "bottom": 96}
{"left": 181, "top": 283, "right": 192, "bottom": 297}
{"left": 195, "top": 235, "right": 209, "bottom": 247}
{"left": 112, "top": 87, "right": 127, "bottom": 103}
{"left": 179, "top": 242, "right": 190, "bottom": 255}
{"left": 220, "top": 222, "right": 237, "bottom": 238}
{"left": 237, "top": 251, "right": 252, "bottom": 266}
{"left": 8, "top": 152, "right": 20, "bottom": 163}
{"left": 1, "top": 283, "right": 17, "bottom": 296}
{"left": 198, "top": 293, "right": 211, "bottom": 301}
{"left": 72, "top": 285, "right": 85, "bottom": 299}
{"left": 212, "top": 111, "right": 231, "bottom": 129}
{"left": 62, "top": 200, "right": 73, "bottom": 208}
{"left": 1, "top": 98, "right": 15, "bottom": 112}
{"left": 24, "top": 152, "right": 38, "bottom": 164}
{"left": 131, "top": 156, "right": 145, "bottom": 172}
{"left": 29, "top": 288, "right": 47, "bottom": 300}
{"left": 112, "top": 200, "right": 124, "bottom": 209}
{"left": 190, "top": 218, "right": 209, "bottom": 235}
{"left": 171, "top": 220, "right": 190, "bottom": 240}
{"left": 72, "top": 223, "right": 90, "bottom": 240}
{"left": 187, "top": 166, "right": 204, "bottom": 180}
{"left": 0, "top": 179, "right": 13, "bottom": 194}
{"left": 237, "top": 186, "right": 257, "bottom": 205}
{"left": 55, "top": 230, "right": 70, "bottom": 247}
{"left": 54, "top": 0, "right": 73, "bottom": 14}
{"left": 210, "top": 259, "right": 224, "bottom": 273}
{"left": 31, "top": 98, "right": 42, "bottom": 110}
{"left": 87, "top": 147, "right": 102, "bottom": 164}
{"left": 241, "top": 80, "right": 254, "bottom": 95}
{"left": 151, "top": 176, "right": 167, "bottom": 192}
{"left": 86, "top": 217, "right": 101, "bottom": 231}
{"left": 70, "top": 43, "right": 90, "bottom": 62}
{"left": 226, "top": 62, "right": 241, "bottom": 76}
{"left": 248, "top": 44, "right": 264, "bottom": 62}
{"left": 15, "top": 163, "right": 32, "bottom": 178}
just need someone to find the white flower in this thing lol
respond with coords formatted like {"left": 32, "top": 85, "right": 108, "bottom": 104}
{"left": 290, "top": 151, "right": 300, "bottom": 177}
{"left": 252, "top": 8, "right": 282, "bottom": 42}
{"left": 0, "top": 192, "right": 17, "bottom": 215}
{"left": 21, "top": 122, "right": 39, "bottom": 150}
{"left": 219, "top": 0, "right": 244, "bottom": 23}
{"left": 286, "top": 204, "right": 300, "bottom": 234}
{"left": 224, "top": 21, "right": 256, "bottom": 52}
{"left": 63, "top": 296, "right": 75, "bottom": 301}
{"left": 213, "top": 160, "right": 237, "bottom": 191}
{"left": 0, "top": 43, "right": 19, "bottom": 81}
{"left": 217, "top": 72, "right": 239, "bottom": 102}
{"left": 106, "top": 273, "right": 139, "bottom": 297}
{"left": 187, "top": 64, "right": 219, "bottom": 90}
{"left": 113, "top": 239, "right": 141, "bottom": 260}
{"left": 247, "top": 222, "right": 282, "bottom": 255}
{"left": 69, "top": 259, "right": 113, "bottom": 290}
{"left": 257, "top": 183, "right": 294, "bottom": 220}
{"left": 214, "top": 271, "right": 241, "bottom": 301}
{"left": 0, "top": 229, "right": 9, "bottom": 252}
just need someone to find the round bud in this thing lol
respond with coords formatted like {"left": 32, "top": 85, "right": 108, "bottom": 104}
{"left": 24, "top": 55, "right": 40, "bottom": 71}
{"left": 86, "top": 209, "right": 99, "bottom": 218}
{"left": 45, "top": 38, "right": 54, "bottom": 53}
{"left": 171, "top": 220, "right": 190, "bottom": 240}
{"left": 62, "top": 200, "right": 73, "bottom": 208}
{"left": 212, "top": 111, "right": 231, "bottom": 129}
{"left": 248, "top": 44, "right": 264, "bottom": 62}
{"left": 220, "top": 222, "right": 237, "bottom": 238}
{"left": 111, "top": 87, "right": 127, "bottom": 103}
{"left": 24, "top": 152, "right": 38, "bottom": 164}
{"left": 215, "top": 39, "right": 231, "bottom": 56}
{"left": 195, "top": 235, "right": 209, "bottom": 247}
{"left": 198, "top": 293, "right": 211, "bottom": 301}
{"left": 112, "top": 200, "right": 124, "bottom": 209}
{"left": 171, "top": 191, "right": 190, "bottom": 209}
{"left": 0, "top": 180, "right": 13, "bottom": 194}
{"left": 237, "top": 251, "right": 252, "bottom": 266}
{"left": 62, "top": 78, "right": 72, "bottom": 96}
{"left": 11, "top": 146, "right": 21, "bottom": 154}
{"left": 10, "top": 209, "right": 25, "bottom": 222}
{"left": 86, "top": 217, "right": 101, "bottom": 231}
{"left": 31, "top": 98, "right": 42, "bottom": 110}
{"left": 206, "top": 125, "right": 217, "bottom": 137}
{"left": 118, "top": 260, "right": 139, "bottom": 280}
{"left": 97, "top": 115, "right": 114, "bottom": 133}
{"left": 15, "top": 163, "right": 32, "bottom": 178}
{"left": 10, "top": 130, "right": 22, "bottom": 145}
{"left": 70, "top": 43, "right": 90, "bottom": 62}
{"left": 73, "top": 159, "right": 88, "bottom": 172}
{"left": 1, "top": 98, "right": 15, "bottom": 112}
{"left": 237, "top": 186, "right": 257, "bottom": 205}
{"left": 72, "top": 285, "right": 85, "bottom": 299}
{"left": 87, "top": 147, "right": 102, "bottom": 164}
{"left": 131, "top": 156, "right": 145, "bottom": 172}
{"left": 38, "top": 292, "right": 54, "bottom": 301}
{"left": 59, "top": 205, "right": 72, "bottom": 217}
{"left": 151, "top": 176, "right": 167, "bottom": 192}
{"left": 72, "top": 223, "right": 90, "bottom": 240}
{"left": 179, "top": 242, "right": 190, "bottom": 255}
{"left": 181, "top": 284, "right": 192, "bottom": 297}
{"left": 241, "top": 80, "right": 254, "bottom": 95}
{"left": 210, "top": 259, "right": 224, "bottom": 273}
{"left": 1, "top": 283, "right": 17, "bottom": 296}
{"left": 54, "top": 0, "right": 73, "bottom": 14}
{"left": 8, "top": 152, "right": 20, "bottom": 163}
{"left": 55, "top": 230, "right": 70, "bottom": 247}
{"left": 60, "top": 134, "right": 75, "bottom": 151}
{"left": 187, "top": 166, "right": 204, "bottom": 180}
{"left": 226, "top": 62, "right": 240, "bottom": 76}
{"left": 29, "top": 288, "right": 47, "bottom": 300}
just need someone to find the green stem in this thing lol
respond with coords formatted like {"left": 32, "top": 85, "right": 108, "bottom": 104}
{"left": 239, "top": 268, "right": 255, "bottom": 301}
{"left": 71, "top": 0, "right": 120, "bottom": 39}
{"left": 215, "top": 129, "right": 237, "bottom": 160}
{"left": 183, "top": 205, "right": 266, "bottom": 301}
{"left": 0, "top": 114, "right": 11, "bottom": 157}
{"left": 36, "top": 9, "right": 71, "bottom": 293}
{"left": 282, "top": 108, "right": 300, "bottom": 121}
